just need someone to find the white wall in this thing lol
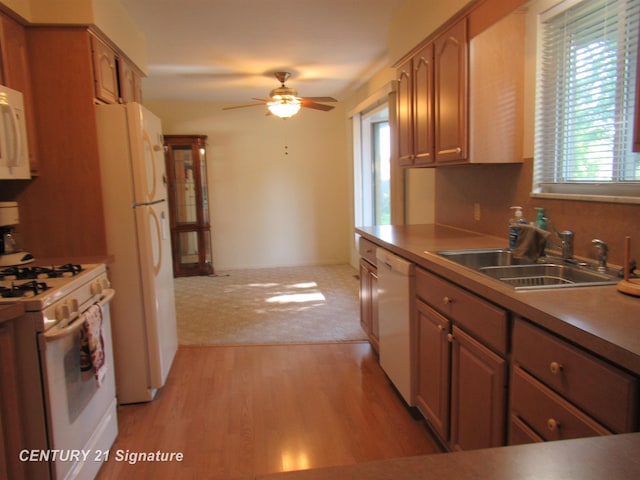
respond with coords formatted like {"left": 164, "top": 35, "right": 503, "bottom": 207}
{"left": 146, "top": 101, "right": 351, "bottom": 271}
{"left": 146, "top": 0, "right": 474, "bottom": 271}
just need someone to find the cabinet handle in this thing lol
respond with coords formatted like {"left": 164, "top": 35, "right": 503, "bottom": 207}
{"left": 549, "top": 361, "right": 563, "bottom": 375}
{"left": 456, "top": 147, "right": 462, "bottom": 155}
{"left": 447, "top": 333, "right": 454, "bottom": 343}
{"left": 443, "top": 296, "right": 453, "bottom": 305}
{"left": 547, "top": 418, "right": 560, "bottom": 431}
{"left": 437, "top": 324, "right": 444, "bottom": 332}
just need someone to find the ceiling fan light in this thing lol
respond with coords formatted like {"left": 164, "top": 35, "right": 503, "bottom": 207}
{"left": 267, "top": 97, "right": 301, "bottom": 118}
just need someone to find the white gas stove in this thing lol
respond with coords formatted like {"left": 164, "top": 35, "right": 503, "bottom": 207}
{"left": 7, "top": 262, "right": 118, "bottom": 479}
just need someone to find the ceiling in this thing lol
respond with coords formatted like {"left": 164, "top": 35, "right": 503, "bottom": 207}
{"left": 119, "top": 0, "right": 406, "bottom": 104}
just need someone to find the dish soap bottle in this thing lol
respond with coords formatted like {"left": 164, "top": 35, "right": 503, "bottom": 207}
{"left": 509, "top": 206, "right": 526, "bottom": 249}
{"left": 535, "top": 207, "right": 547, "bottom": 230}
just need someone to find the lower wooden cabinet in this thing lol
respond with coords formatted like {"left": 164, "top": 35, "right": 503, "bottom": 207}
{"left": 509, "top": 317, "right": 639, "bottom": 443}
{"left": 415, "top": 267, "right": 507, "bottom": 450}
{"left": 359, "top": 258, "right": 379, "bottom": 353}
{"left": 416, "top": 299, "right": 450, "bottom": 442}
{"left": 450, "top": 325, "right": 507, "bottom": 450}
{"left": 357, "top": 240, "right": 640, "bottom": 454}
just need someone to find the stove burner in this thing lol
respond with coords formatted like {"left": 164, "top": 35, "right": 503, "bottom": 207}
{"left": 0, "top": 263, "right": 84, "bottom": 281}
{"left": 0, "top": 280, "right": 50, "bottom": 298}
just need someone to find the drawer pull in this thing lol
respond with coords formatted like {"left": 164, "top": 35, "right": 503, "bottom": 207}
{"left": 549, "top": 361, "right": 563, "bottom": 375}
{"left": 547, "top": 418, "right": 561, "bottom": 431}
{"left": 443, "top": 296, "right": 453, "bottom": 305}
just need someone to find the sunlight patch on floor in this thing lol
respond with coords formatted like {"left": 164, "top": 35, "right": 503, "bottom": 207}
{"left": 266, "top": 292, "right": 326, "bottom": 303}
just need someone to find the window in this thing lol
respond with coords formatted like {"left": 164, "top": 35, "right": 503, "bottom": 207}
{"left": 354, "top": 104, "right": 391, "bottom": 226}
{"left": 533, "top": 0, "right": 640, "bottom": 201}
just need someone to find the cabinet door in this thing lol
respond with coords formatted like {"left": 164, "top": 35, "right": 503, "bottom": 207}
{"left": 434, "top": 18, "right": 468, "bottom": 164}
{"left": 396, "top": 59, "right": 414, "bottom": 166}
{"left": 91, "top": 36, "right": 118, "bottom": 104}
{"left": 359, "top": 259, "right": 379, "bottom": 353}
{"left": 118, "top": 57, "right": 142, "bottom": 103}
{"left": 415, "top": 299, "right": 450, "bottom": 442}
{"left": 450, "top": 326, "right": 506, "bottom": 451}
{"left": 413, "top": 43, "right": 435, "bottom": 165}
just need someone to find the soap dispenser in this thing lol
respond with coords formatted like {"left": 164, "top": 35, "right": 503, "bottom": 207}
{"left": 535, "top": 207, "right": 547, "bottom": 230}
{"left": 509, "top": 206, "right": 526, "bottom": 249}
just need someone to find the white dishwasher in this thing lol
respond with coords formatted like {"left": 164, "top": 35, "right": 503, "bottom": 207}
{"left": 376, "top": 247, "right": 415, "bottom": 406}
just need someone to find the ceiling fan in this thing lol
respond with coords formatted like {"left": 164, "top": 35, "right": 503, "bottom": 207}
{"left": 223, "top": 71, "right": 337, "bottom": 118}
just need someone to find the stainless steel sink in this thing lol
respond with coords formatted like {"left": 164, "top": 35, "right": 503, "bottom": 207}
{"left": 436, "top": 248, "right": 516, "bottom": 269}
{"left": 479, "top": 264, "right": 618, "bottom": 290}
{"left": 436, "top": 248, "right": 618, "bottom": 290}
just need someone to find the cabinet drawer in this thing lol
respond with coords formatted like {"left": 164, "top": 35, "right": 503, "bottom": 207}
{"left": 416, "top": 268, "right": 507, "bottom": 354}
{"left": 511, "top": 367, "right": 612, "bottom": 441}
{"left": 358, "top": 237, "right": 378, "bottom": 266}
{"left": 513, "top": 319, "right": 638, "bottom": 433}
{"left": 508, "top": 414, "right": 544, "bottom": 446}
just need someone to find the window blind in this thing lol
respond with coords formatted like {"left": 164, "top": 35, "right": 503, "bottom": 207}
{"left": 533, "top": 0, "right": 640, "bottom": 197}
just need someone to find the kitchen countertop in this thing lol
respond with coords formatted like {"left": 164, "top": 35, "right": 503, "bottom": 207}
{"left": 251, "top": 432, "right": 640, "bottom": 479}
{"left": 356, "top": 224, "right": 640, "bottom": 375}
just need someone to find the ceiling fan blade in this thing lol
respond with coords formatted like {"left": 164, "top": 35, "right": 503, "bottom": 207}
{"left": 222, "top": 102, "right": 266, "bottom": 110}
{"left": 301, "top": 97, "right": 338, "bottom": 103}
{"left": 300, "top": 100, "right": 335, "bottom": 111}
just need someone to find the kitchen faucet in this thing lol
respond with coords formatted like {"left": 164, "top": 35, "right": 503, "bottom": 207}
{"left": 542, "top": 217, "right": 574, "bottom": 261}
{"left": 591, "top": 239, "right": 608, "bottom": 272}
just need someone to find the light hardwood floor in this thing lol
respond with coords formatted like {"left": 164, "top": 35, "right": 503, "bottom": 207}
{"left": 96, "top": 342, "right": 442, "bottom": 479}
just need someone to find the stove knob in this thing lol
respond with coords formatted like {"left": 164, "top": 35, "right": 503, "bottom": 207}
{"left": 90, "top": 281, "right": 103, "bottom": 296}
{"left": 67, "top": 298, "right": 79, "bottom": 316}
{"left": 55, "top": 304, "right": 70, "bottom": 322}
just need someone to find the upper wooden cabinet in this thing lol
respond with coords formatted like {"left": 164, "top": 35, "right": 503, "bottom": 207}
{"left": 118, "top": 56, "right": 143, "bottom": 103}
{"left": 396, "top": 58, "right": 413, "bottom": 165}
{"left": 91, "top": 35, "right": 118, "bottom": 104}
{"left": 396, "top": 18, "right": 468, "bottom": 167}
{"left": 397, "top": 43, "right": 435, "bottom": 167}
{"left": 468, "top": 9, "right": 525, "bottom": 164}
{"left": 434, "top": 19, "right": 468, "bottom": 164}
{"left": 395, "top": 0, "right": 526, "bottom": 167}
{"left": 90, "top": 34, "right": 143, "bottom": 104}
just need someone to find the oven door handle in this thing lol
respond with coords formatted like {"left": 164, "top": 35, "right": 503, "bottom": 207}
{"left": 43, "top": 289, "right": 115, "bottom": 341}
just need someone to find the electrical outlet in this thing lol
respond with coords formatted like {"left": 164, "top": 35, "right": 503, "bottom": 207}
{"left": 473, "top": 203, "right": 481, "bottom": 221}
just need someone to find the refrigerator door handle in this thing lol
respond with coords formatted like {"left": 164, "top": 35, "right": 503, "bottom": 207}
{"left": 132, "top": 198, "right": 166, "bottom": 208}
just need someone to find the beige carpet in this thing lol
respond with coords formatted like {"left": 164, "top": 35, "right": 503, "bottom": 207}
{"left": 174, "top": 264, "right": 367, "bottom": 345}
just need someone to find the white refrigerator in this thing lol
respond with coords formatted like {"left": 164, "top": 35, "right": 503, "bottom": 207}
{"left": 95, "top": 102, "right": 178, "bottom": 404}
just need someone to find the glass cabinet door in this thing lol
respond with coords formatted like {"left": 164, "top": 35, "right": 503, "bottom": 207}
{"left": 171, "top": 146, "right": 197, "bottom": 224}
{"left": 164, "top": 135, "right": 214, "bottom": 277}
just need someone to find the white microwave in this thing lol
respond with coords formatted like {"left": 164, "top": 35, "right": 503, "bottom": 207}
{"left": 0, "top": 85, "right": 30, "bottom": 179}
